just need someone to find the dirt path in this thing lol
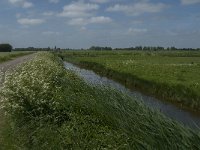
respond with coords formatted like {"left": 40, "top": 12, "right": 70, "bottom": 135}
{"left": 0, "top": 53, "right": 35, "bottom": 73}
{"left": 0, "top": 53, "right": 35, "bottom": 86}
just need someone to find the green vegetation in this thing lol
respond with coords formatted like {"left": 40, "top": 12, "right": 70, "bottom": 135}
{"left": 0, "top": 44, "right": 12, "bottom": 52}
{"left": 0, "top": 51, "right": 33, "bottom": 63}
{"left": 59, "top": 50, "right": 200, "bottom": 112}
{"left": 0, "top": 52, "right": 200, "bottom": 149}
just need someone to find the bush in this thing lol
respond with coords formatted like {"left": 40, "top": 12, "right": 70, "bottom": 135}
{"left": 0, "top": 44, "right": 12, "bottom": 52}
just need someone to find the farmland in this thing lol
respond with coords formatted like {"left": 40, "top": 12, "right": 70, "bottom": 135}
{"left": 59, "top": 50, "right": 200, "bottom": 112}
{"left": 0, "top": 51, "right": 33, "bottom": 63}
{"left": 0, "top": 52, "right": 200, "bottom": 149}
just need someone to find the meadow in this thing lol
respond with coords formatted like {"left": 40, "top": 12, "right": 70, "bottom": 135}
{"left": 0, "top": 52, "right": 200, "bottom": 149}
{"left": 0, "top": 51, "right": 33, "bottom": 63}
{"left": 59, "top": 50, "right": 200, "bottom": 112}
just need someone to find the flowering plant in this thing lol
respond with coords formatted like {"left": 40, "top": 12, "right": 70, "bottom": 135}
{"left": 0, "top": 52, "right": 69, "bottom": 123}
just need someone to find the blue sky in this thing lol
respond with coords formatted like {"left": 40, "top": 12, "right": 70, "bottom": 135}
{"left": 0, "top": 0, "right": 200, "bottom": 48}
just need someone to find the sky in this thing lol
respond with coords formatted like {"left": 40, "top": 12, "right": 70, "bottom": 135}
{"left": 0, "top": 0, "right": 200, "bottom": 49}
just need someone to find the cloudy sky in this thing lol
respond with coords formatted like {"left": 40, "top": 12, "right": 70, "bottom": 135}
{"left": 0, "top": 0, "right": 200, "bottom": 48}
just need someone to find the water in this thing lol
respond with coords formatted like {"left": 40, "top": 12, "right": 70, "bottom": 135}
{"left": 64, "top": 62, "right": 200, "bottom": 129}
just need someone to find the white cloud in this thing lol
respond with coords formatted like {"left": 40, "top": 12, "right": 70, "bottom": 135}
{"left": 90, "top": 16, "right": 112, "bottom": 23}
{"left": 68, "top": 18, "right": 87, "bottom": 26}
{"left": 23, "top": 1, "right": 33, "bottom": 8}
{"left": 107, "top": 5, "right": 129, "bottom": 12}
{"left": 68, "top": 16, "right": 112, "bottom": 26}
{"left": 8, "top": 0, "right": 33, "bottom": 8}
{"left": 43, "top": 11, "right": 55, "bottom": 16}
{"left": 17, "top": 18, "right": 45, "bottom": 26}
{"left": 8, "top": 0, "right": 22, "bottom": 4}
{"left": 89, "top": 0, "right": 110, "bottom": 3}
{"left": 107, "top": 2, "right": 166, "bottom": 16}
{"left": 49, "top": 0, "right": 59, "bottom": 4}
{"left": 58, "top": 1, "right": 99, "bottom": 18}
{"left": 181, "top": 0, "right": 200, "bottom": 5}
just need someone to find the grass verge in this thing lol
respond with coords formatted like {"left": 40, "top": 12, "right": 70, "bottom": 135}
{"left": 0, "top": 52, "right": 33, "bottom": 63}
{"left": 0, "top": 52, "right": 200, "bottom": 149}
{"left": 58, "top": 51, "right": 200, "bottom": 112}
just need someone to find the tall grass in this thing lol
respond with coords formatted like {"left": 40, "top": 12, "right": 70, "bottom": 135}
{"left": 0, "top": 52, "right": 200, "bottom": 149}
{"left": 59, "top": 50, "right": 200, "bottom": 112}
{"left": 0, "top": 52, "right": 33, "bottom": 63}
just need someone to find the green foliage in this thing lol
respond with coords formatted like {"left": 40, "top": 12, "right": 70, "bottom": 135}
{"left": 0, "top": 52, "right": 33, "bottom": 63}
{"left": 59, "top": 50, "right": 200, "bottom": 111}
{"left": 1, "top": 52, "right": 200, "bottom": 149}
{"left": 0, "top": 44, "right": 12, "bottom": 52}
{"left": 89, "top": 46, "right": 112, "bottom": 51}
{"left": 1, "top": 53, "right": 68, "bottom": 123}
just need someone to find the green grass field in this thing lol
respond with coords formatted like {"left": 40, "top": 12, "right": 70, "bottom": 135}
{"left": 0, "top": 52, "right": 200, "bottom": 149}
{"left": 59, "top": 50, "right": 200, "bottom": 112}
{"left": 0, "top": 51, "right": 33, "bottom": 63}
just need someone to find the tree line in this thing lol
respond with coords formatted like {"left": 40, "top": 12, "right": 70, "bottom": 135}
{"left": 89, "top": 46, "right": 112, "bottom": 51}
{"left": 15, "top": 47, "right": 51, "bottom": 51}
{"left": 0, "top": 44, "right": 12, "bottom": 52}
{"left": 1, "top": 43, "right": 200, "bottom": 52}
{"left": 114, "top": 46, "right": 200, "bottom": 51}
{"left": 89, "top": 46, "right": 200, "bottom": 51}
{"left": 13, "top": 46, "right": 200, "bottom": 51}
{"left": 14, "top": 46, "right": 61, "bottom": 51}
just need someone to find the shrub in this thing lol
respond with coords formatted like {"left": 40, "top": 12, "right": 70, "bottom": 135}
{"left": 0, "top": 44, "right": 12, "bottom": 52}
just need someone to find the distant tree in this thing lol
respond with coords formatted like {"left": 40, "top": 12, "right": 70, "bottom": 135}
{"left": 89, "top": 46, "right": 112, "bottom": 51}
{"left": 0, "top": 43, "right": 12, "bottom": 52}
{"left": 116, "top": 46, "right": 200, "bottom": 51}
{"left": 170, "top": 46, "right": 177, "bottom": 50}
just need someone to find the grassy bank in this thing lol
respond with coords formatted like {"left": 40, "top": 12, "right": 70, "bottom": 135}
{"left": 59, "top": 50, "right": 200, "bottom": 112}
{"left": 0, "top": 52, "right": 200, "bottom": 149}
{"left": 0, "top": 51, "right": 33, "bottom": 63}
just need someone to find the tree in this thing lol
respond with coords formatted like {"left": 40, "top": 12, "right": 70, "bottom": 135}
{"left": 0, "top": 44, "right": 12, "bottom": 52}
{"left": 89, "top": 46, "right": 112, "bottom": 51}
